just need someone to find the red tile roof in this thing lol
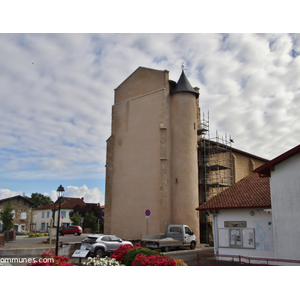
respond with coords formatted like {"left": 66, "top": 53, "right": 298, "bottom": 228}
{"left": 255, "top": 143, "right": 300, "bottom": 177}
{"left": 196, "top": 172, "right": 271, "bottom": 211}
{"left": 34, "top": 197, "right": 85, "bottom": 210}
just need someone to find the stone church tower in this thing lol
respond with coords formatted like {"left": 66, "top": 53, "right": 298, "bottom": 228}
{"left": 104, "top": 66, "right": 200, "bottom": 241}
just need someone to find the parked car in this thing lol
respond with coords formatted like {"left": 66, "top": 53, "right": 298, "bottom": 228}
{"left": 59, "top": 225, "right": 82, "bottom": 236}
{"left": 81, "top": 234, "right": 133, "bottom": 257}
{"left": 141, "top": 224, "right": 196, "bottom": 251}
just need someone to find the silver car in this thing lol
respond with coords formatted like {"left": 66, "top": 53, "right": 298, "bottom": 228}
{"left": 81, "top": 234, "right": 133, "bottom": 257}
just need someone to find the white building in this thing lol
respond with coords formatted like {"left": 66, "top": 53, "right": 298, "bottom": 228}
{"left": 197, "top": 144, "right": 300, "bottom": 265}
{"left": 33, "top": 197, "right": 85, "bottom": 232}
{"left": 196, "top": 172, "right": 274, "bottom": 262}
{"left": 255, "top": 144, "right": 300, "bottom": 261}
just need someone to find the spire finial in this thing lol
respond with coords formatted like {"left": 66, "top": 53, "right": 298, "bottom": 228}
{"left": 181, "top": 61, "right": 187, "bottom": 71}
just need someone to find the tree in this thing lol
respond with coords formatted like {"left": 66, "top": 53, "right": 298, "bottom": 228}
{"left": 84, "top": 211, "right": 98, "bottom": 231}
{"left": 70, "top": 211, "right": 82, "bottom": 225}
{"left": 30, "top": 193, "right": 52, "bottom": 208}
{"left": 0, "top": 201, "right": 14, "bottom": 231}
{"left": 72, "top": 204, "right": 103, "bottom": 232}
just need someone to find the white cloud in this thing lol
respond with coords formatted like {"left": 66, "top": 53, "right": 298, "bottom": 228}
{"left": 0, "top": 189, "right": 23, "bottom": 200}
{"left": 48, "top": 185, "right": 104, "bottom": 205}
{"left": 1, "top": 33, "right": 300, "bottom": 196}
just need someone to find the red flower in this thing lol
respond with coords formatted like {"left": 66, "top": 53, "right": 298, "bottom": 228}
{"left": 132, "top": 253, "right": 176, "bottom": 266}
{"left": 27, "top": 251, "right": 76, "bottom": 266}
{"left": 111, "top": 244, "right": 133, "bottom": 262}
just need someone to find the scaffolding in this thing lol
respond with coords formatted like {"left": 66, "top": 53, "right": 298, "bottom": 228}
{"left": 197, "top": 112, "right": 234, "bottom": 243}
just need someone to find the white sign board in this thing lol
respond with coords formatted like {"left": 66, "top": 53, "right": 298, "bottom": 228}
{"left": 72, "top": 249, "right": 89, "bottom": 258}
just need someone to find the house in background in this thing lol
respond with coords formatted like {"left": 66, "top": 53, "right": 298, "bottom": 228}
{"left": 33, "top": 197, "right": 86, "bottom": 232}
{"left": 196, "top": 172, "right": 273, "bottom": 260}
{"left": 33, "top": 197, "right": 104, "bottom": 233}
{"left": 255, "top": 144, "right": 300, "bottom": 261}
{"left": 0, "top": 195, "right": 34, "bottom": 233}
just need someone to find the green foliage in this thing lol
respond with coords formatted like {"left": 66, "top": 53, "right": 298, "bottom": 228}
{"left": 70, "top": 211, "right": 82, "bottom": 225}
{"left": 83, "top": 211, "right": 98, "bottom": 231}
{"left": 30, "top": 193, "right": 52, "bottom": 208}
{"left": 0, "top": 201, "right": 14, "bottom": 231}
{"left": 123, "top": 247, "right": 159, "bottom": 266}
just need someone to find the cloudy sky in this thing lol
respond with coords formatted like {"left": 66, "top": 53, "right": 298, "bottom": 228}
{"left": 1, "top": 3, "right": 299, "bottom": 204}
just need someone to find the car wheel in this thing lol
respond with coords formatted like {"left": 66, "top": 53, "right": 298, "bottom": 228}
{"left": 190, "top": 241, "right": 196, "bottom": 250}
{"left": 74, "top": 232, "right": 78, "bottom": 236}
{"left": 95, "top": 248, "right": 104, "bottom": 258}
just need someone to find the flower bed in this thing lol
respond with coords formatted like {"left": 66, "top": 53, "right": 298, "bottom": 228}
{"left": 110, "top": 243, "right": 134, "bottom": 263}
{"left": 132, "top": 253, "right": 176, "bottom": 266}
{"left": 111, "top": 243, "right": 180, "bottom": 266}
{"left": 83, "top": 256, "right": 124, "bottom": 266}
{"left": 26, "top": 245, "right": 187, "bottom": 266}
{"left": 27, "top": 250, "right": 75, "bottom": 266}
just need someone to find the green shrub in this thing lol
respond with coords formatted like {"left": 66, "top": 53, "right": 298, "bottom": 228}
{"left": 123, "top": 247, "right": 159, "bottom": 266}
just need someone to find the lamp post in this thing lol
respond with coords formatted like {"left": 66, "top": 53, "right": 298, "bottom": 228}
{"left": 55, "top": 184, "right": 65, "bottom": 256}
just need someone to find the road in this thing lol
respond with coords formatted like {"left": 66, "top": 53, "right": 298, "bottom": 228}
{"left": 165, "top": 247, "right": 214, "bottom": 266}
{"left": 2, "top": 233, "right": 89, "bottom": 249}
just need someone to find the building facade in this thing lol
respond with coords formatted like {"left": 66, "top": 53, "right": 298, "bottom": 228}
{"left": 33, "top": 197, "right": 104, "bottom": 233}
{"left": 0, "top": 195, "right": 34, "bottom": 233}
{"left": 104, "top": 66, "right": 268, "bottom": 243}
{"left": 105, "top": 67, "right": 200, "bottom": 241}
{"left": 255, "top": 144, "right": 300, "bottom": 261}
{"left": 33, "top": 197, "right": 86, "bottom": 232}
{"left": 197, "top": 172, "right": 274, "bottom": 260}
{"left": 197, "top": 144, "right": 300, "bottom": 264}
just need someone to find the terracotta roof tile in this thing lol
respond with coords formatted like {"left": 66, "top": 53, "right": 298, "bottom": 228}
{"left": 34, "top": 197, "right": 85, "bottom": 210}
{"left": 196, "top": 172, "right": 270, "bottom": 211}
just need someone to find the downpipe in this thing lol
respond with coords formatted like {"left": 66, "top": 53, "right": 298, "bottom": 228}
{"left": 211, "top": 210, "right": 219, "bottom": 255}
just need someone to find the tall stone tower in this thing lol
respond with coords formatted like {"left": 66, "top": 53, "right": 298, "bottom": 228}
{"left": 104, "top": 66, "right": 200, "bottom": 241}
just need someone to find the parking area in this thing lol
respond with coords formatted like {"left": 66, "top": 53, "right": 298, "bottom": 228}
{"left": 1, "top": 233, "right": 90, "bottom": 249}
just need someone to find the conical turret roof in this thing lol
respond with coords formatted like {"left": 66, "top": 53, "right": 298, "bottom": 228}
{"left": 171, "top": 70, "right": 199, "bottom": 98}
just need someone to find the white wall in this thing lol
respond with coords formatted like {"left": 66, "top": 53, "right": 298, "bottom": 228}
{"left": 33, "top": 209, "right": 72, "bottom": 231}
{"left": 213, "top": 208, "right": 274, "bottom": 259}
{"left": 270, "top": 153, "right": 300, "bottom": 260}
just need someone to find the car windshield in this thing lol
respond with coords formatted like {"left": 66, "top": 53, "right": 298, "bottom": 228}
{"left": 110, "top": 236, "right": 121, "bottom": 242}
{"left": 83, "top": 237, "right": 98, "bottom": 243}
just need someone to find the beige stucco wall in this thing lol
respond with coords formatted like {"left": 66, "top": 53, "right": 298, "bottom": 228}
{"left": 105, "top": 67, "right": 200, "bottom": 241}
{"left": 105, "top": 68, "right": 172, "bottom": 240}
{"left": 232, "top": 152, "right": 267, "bottom": 183}
{"left": 114, "top": 67, "right": 169, "bottom": 104}
{"left": 170, "top": 92, "right": 200, "bottom": 240}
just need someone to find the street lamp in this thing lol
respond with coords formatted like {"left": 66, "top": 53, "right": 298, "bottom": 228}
{"left": 55, "top": 184, "right": 65, "bottom": 256}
